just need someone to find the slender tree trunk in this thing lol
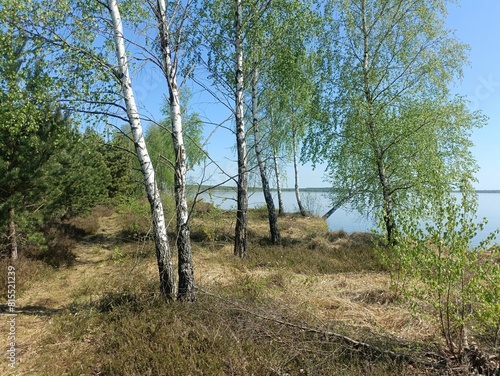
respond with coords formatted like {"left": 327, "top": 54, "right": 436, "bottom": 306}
{"left": 273, "top": 145, "right": 285, "bottom": 216}
{"left": 322, "top": 202, "right": 343, "bottom": 220}
{"left": 292, "top": 129, "right": 307, "bottom": 216}
{"left": 378, "top": 161, "right": 396, "bottom": 243}
{"left": 9, "top": 207, "right": 18, "bottom": 261}
{"left": 322, "top": 191, "right": 356, "bottom": 219}
{"left": 270, "top": 109, "right": 284, "bottom": 215}
{"left": 251, "top": 66, "right": 280, "bottom": 244}
{"left": 360, "top": 0, "right": 395, "bottom": 244}
{"left": 156, "top": 0, "right": 195, "bottom": 301}
{"left": 234, "top": 0, "right": 248, "bottom": 258}
{"left": 108, "top": 0, "right": 175, "bottom": 299}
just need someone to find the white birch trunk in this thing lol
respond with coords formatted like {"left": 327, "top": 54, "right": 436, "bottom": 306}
{"left": 269, "top": 109, "right": 284, "bottom": 215}
{"left": 107, "top": 0, "right": 175, "bottom": 299}
{"left": 292, "top": 129, "right": 307, "bottom": 216}
{"left": 272, "top": 145, "right": 285, "bottom": 215}
{"left": 157, "top": 0, "right": 195, "bottom": 301}
{"left": 234, "top": 0, "right": 248, "bottom": 258}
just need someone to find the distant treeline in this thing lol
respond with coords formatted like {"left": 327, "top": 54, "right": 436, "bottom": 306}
{"left": 189, "top": 185, "right": 500, "bottom": 194}
{"left": 188, "top": 185, "right": 332, "bottom": 193}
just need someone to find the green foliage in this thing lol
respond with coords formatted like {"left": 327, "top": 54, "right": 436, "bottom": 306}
{"left": 106, "top": 89, "right": 206, "bottom": 196}
{"left": 144, "top": 125, "right": 176, "bottom": 191}
{"left": 379, "top": 188, "right": 500, "bottom": 355}
{"left": 50, "top": 128, "right": 111, "bottom": 217}
{"left": 473, "top": 246, "right": 500, "bottom": 348}
{"left": 304, "top": 0, "right": 482, "bottom": 242}
{"left": 0, "top": 116, "right": 111, "bottom": 256}
{"left": 103, "top": 128, "right": 145, "bottom": 200}
{"left": 0, "top": 0, "right": 120, "bottom": 124}
{"left": 27, "top": 223, "right": 78, "bottom": 267}
{"left": 0, "top": 28, "right": 114, "bottom": 259}
{"left": 172, "top": 87, "right": 206, "bottom": 168}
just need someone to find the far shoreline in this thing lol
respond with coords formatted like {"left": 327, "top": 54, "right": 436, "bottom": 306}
{"left": 188, "top": 185, "right": 500, "bottom": 194}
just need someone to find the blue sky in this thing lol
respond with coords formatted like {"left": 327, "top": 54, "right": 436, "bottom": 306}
{"left": 135, "top": 0, "right": 500, "bottom": 190}
{"left": 446, "top": 0, "right": 500, "bottom": 189}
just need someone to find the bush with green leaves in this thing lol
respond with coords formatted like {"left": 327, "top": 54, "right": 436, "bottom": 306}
{"left": 379, "top": 188, "right": 499, "bottom": 355}
{"left": 474, "top": 245, "right": 500, "bottom": 348}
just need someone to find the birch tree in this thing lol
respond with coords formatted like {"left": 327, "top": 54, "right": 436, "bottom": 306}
{"left": 251, "top": 65, "right": 280, "bottom": 243}
{"left": 257, "top": 0, "right": 322, "bottom": 217}
{"left": 194, "top": 0, "right": 249, "bottom": 256}
{"left": 3, "top": 0, "right": 198, "bottom": 298}
{"left": 259, "top": 96, "right": 289, "bottom": 216}
{"left": 246, "top": 0, "right": 321, "bottom": 236}
{"left": 305, "top": 0, "right": 482, "bottom": 243}
{"left": 10, "top": 0, "right": 209, "bottom": 297}
{"left": 232, "top": 0, "right": 249, "bottom": 257}
{"left": 107, "top": 0, "right": 175, "bottom": 298}
{"left": 266, "top": 46, "right": 321, "bottom": 217}
{"left": 153, "top": 0, "right": 195, "bottom": 300}
{"left": 245, "top": 1, "right": 284, "bottom": 244}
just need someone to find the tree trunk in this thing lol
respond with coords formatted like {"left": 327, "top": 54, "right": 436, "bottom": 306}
{"left": 322, "top": 203, "right": 343, "bottom": 220}
{"left": 157, "top": 0, "right": 195, "bottom": 301}
{"left": 108, "top": 0, "right": 175, "bottom": 299}
{"left": 322, "top": 191, "right": 356, "bottom": 219}
{"left": 378, "top": 162, "right": 396, "bottom": 244}
{"left": 360, "top": 0, "right": 395, "bottom": 244}
{"left": 234, "top": 0, "right": 248, "bottom": 258}
{"left": 292, "top": 129, "right": 307, "bottom": 216}
{"left": 251, "top": 65, "right": 280, "bottom": 244}
{"left": 273, "top": 145, "right": 285, "bottom": 216}
{"left": 9, "top": 207, "right": 18, "bottom": 261}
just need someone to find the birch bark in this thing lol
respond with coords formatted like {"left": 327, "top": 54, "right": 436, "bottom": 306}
{"left": 107, "top": 0, "right": 175, "bottom": 299}
{"left": 292, "top": 128, "right": 307, "bottom": 216}
{"left": 234, "top": 0, "right": 248, "bottom": 258}
{"left": 156, "top": 0, "right": 195, "bottom": 301}
{"left": 272, "top": 145, "right": 285, "bottom": 215}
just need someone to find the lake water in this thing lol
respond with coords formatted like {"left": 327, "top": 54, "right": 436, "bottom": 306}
{"left": 197, "top": 189, "right": 500, "bottom": 246}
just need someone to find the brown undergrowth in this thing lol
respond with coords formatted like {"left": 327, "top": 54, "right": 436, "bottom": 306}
{"left": 0, "top": 203, "right": 480, "bottom": 375}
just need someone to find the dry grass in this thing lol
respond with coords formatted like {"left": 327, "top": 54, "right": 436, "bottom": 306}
{"left": 1, "top": 206, "right": 453, "bottom": 375}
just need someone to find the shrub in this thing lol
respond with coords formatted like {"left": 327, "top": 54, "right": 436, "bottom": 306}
{"left": 379, "top": 189, "right": 500, "bottom": 356}
{"left": 25, "top": 223, "right": 77, "bottom": 267}
{"left": 474, "top": 245, "right": 500, "bottom": 350}
{"left": 116, "top": 198, "right": 152, "bottom": 240}
{"left": 68, "top": 218, "right": 99, "bottom": 237}
{"left": 189, "top": 198, "right": 215, "bottom": 216}
{"left": 190, "top": 206, "right": 233, "bottom": 246}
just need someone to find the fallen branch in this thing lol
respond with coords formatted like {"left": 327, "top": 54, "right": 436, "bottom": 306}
{"left": 197, "top": 287, "right": 449, "bottom": 371}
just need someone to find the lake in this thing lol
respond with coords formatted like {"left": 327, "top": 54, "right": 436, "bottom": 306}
{"left": 196, "top": 189, "right": 500, "bottom": 246}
